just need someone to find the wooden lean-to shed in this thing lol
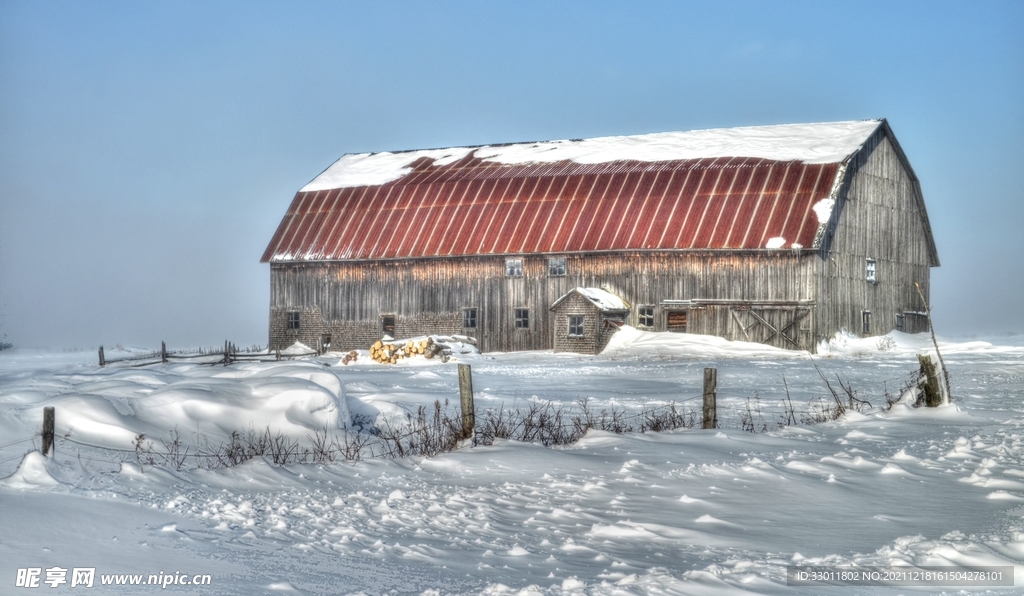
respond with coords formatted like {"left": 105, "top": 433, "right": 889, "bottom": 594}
{"left": 262, "top": 119, "right": 938, "bottom": 353}
{"left": 550, "top": 288, "right": 630, "bottom": 355}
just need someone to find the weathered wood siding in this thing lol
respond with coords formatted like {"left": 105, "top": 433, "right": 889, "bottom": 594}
{"left": 816, "top": 130, "right": 935, "bottom": 340}
{"left": 269, "top": 250, "right": 820, "bottom": 352}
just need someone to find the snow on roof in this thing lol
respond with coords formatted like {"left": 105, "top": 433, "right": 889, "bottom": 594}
{"left": 552, "top": 287, "right": 631, "bottom": 311}
{"left": 301, "top": 120, "right": 882, "bottom": 192}
{"left": 264, "top": 120, "right": 891, "bottom": 262}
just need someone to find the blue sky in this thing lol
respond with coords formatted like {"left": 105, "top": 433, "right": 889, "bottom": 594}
{"left": 1, "top": 0, "right": 1022, "bottom": 348}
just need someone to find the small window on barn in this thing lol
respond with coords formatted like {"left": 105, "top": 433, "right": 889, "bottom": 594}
{"left": 667, "top": 310, "right": 688, "bottom": 333}
{"left": 866, "top": 258, "right": 877, "bottom": 283}
{"left": 862, "top": 310, "right": 871, "bottom": 335}
{"left": 381, "top": 315, "right": 396, "bottom": 337}
{"left": 463, "top": 308, "right": 477, "bottom": 329}
{"left": 548, "top": 257, "right": 566, "bottom": 277}
{"left": 568, "top": 315, "right": 584, "bottom": 337}
{"left": 637, "top": 306, "right": 655, "bottom": 328}
{"left": 506, "top": 258, "right": 523, "bottom": 277}
{"left": 514, "top": 308, "right": 529, "bottom": 329}
{"left": 895, "top": 313, "right": 904, "bottom": 333}
{"left": 287, "top": 312, "right": 300, "bottom": 330}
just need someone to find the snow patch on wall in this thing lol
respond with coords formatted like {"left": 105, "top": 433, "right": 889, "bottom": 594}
{"left": 813, "top": 198, "right": 835, "bottom": 224}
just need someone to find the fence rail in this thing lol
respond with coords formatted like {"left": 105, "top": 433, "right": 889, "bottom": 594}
{"left": 99, "top": 341, "right": 319, "bottom": 367}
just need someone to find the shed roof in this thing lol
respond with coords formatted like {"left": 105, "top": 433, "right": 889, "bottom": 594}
{"left": 551, "top": 288, "right": 631, "bottom": 312}
{"left": 262, "top": 120, "right": 884, "bottom": 262}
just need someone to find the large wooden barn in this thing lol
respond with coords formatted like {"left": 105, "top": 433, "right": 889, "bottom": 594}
{"left": 261, "top": 119, "right": 939, "bottom": 353}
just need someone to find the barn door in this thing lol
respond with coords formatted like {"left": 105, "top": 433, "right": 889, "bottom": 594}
{"left": 729, "top": 307, "right": 809, "bottom": 348}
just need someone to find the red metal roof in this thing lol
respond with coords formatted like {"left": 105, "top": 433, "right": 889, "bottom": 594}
{"left": 262, "top": 154, "right": 843, "bottom": 262}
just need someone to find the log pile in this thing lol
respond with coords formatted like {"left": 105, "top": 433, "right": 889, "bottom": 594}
{"left": 370, "top": 338, "right": 443, "bottom": 364}
{"left": 340, "top": 350, "right": 359, "bottom": 365}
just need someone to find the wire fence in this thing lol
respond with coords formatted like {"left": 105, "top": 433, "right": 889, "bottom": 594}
{"left": 2, "top": 353, "right": 937, "bottom": 474}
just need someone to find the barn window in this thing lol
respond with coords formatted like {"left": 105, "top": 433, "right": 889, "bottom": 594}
{"left": 506, "top": 258, "right": 523, "bottom": 277}
{"left": 287, "top": 312, "right": 300, "bottom": 330}
{"left": 568, "top": 315, "right": 584, "bottom": 337}
{"left": 463, "top": 308, "right": 477, "bottom": 329}
{"left": 514, "top": 308, "right": 529, "bottom": 329}
{"left": 866, "top": 258, "right": 877, "bottom": 283}
{"left": 381, "top": 314, "right": 396, "bottom": 337}
{"left": 667, "top": 310, "right": 687, "bottom": 333}
{"left": 548, "top": 257, "right": 566, "bottom": 276}
{"left": 895, "top": 313, "right": 904, "bottom": 333}
{"left": 862, "top": 310, "right": 871, "bottom": 334}
{"left": 637, "top": 305, "right": 655, "bottom": 328}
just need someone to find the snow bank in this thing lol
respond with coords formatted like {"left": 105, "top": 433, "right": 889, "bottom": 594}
{"left": 302, "top": 120, "right": 881, "bottom": 191}
{"left": 0, "top": 452, "right": 61, "bottom": 489}
{"left": 52, "top": 362, "right": 350, "bottom": 449}
{"left": 279, "top": 341, "right": 315, "bottom": 356}
{"left": 817, "top": 329, "right": 1024, "bottom": 358}
{"left": 602, "top": 325, "right": 797, "bottom": 359}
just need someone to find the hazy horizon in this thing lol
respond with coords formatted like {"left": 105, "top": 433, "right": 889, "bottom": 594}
{"left": 2, "top": 1, "right": 1022, "bottom": 349}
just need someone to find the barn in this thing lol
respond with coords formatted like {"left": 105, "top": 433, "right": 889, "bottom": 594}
{"left": 261, "top": 119, "right": 939, "bottom": 353}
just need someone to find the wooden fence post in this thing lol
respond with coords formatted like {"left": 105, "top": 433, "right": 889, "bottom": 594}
{"left": 42, "top": 406, "right": 54, "bottom": 456}
{"left": 98, "top": 346, "right": 105, "bottom": 367}
{"left": 703, "top": 367, "right": 718, "bottom": 429}
{"left": 918, "top": 354, "right": 944, "bottom": 407}
{"left": 458, "top": 364, "right": 475, "bottom": 441}
{"left": 161, "top": 341, "right": 167, "bottom": 363}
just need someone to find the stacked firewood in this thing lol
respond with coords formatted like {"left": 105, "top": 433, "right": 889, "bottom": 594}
{"left": 339, "top": 350, "right": 359, "bottom": 365}
{"left": 369, "top": 338, "right": 443, "bottom": 364}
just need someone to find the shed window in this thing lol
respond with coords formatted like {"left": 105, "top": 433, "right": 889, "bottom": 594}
{"left": 862, "top": 310, "right": 871, "bottom": 334}
{"left": 514, "top": 308, "right": 529, "bottom": 329}
{"left": 463, "top": 308, "right": 477, "bottom": 329}
{"left": 866, "top": 258, "right": 877, "bottom": 283}
{"left": 895, "top": 313, "right": 904, "bottom": 333}
{"left": 506, "top": 258, "right": 523, "bottom": 277}
{"left": 638, "top": 305, "right": 655, "bottom": 328}
{"left": 548, "top": 257, "right": 566, "bottom": 276}
{"left": 287, "top": 312, "right": 300, "bottom": 330}
{"left": 568, "top": 315, "right": 585, "bottom": 337}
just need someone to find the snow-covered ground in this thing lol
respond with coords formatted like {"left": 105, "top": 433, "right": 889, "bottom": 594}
{"left": 2, "top": 330, "right": 1024, "bottom": 595}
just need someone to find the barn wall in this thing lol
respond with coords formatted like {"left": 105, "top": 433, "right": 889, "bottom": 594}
{"left": 816, "top": 132, "right": 934, "bottom": 341}
{"left": 269, "top": 250, "right": 820, "bottom": 352}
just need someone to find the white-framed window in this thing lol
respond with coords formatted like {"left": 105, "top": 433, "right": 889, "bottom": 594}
{"left": 862, "top": 310, "right": 871, "bottom": 334}
{"left": 866, "top": 258, "right": 877, "bottom": 283}
{"left": 463, "top": 308, "right": 477, "bottom": 329}
{"left": 548, "top": 257, "right": 566, "bottom": 276}
{"left": 287, "top": 312, "right": 300, "bottom": 330}
{"left": 506, "top": 258, "right": 523, "bottom": 277}
{"left": 637, "top": 305, "right": 655, "bottom": 328}
{"left": 514, "top": 308, "right": 529, "bottom": 329}
{"left": 568, "top": 315, "right": 585, "bottom": 337}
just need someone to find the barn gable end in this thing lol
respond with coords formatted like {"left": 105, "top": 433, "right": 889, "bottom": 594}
{"left": 815, "top": 123, "right": 939, "bottom": 340}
